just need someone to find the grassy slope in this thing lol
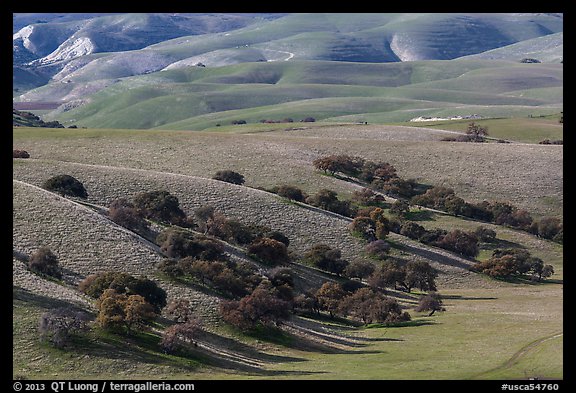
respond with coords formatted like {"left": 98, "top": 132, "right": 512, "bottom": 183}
{"left": 457, "top": 32, "right": 563, "bottom": 63}
{"left": 13, "top": 124, "right": 562, "bottom": 379}
{"left": 12, "top": 125, "right": 563, "bottom": 219}
{"left": 45, "top": 59, "right": 562, "bottom": 130}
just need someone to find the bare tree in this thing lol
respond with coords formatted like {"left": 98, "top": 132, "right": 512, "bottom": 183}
{"left": 39, "top": 308, "right": 90, "bottom": 348}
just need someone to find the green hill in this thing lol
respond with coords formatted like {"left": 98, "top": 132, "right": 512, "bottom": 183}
{"left": 14, "top": 13, "right": 563, "bottom": 127}
{"left": 12, "top": 109, "right": 65, "bottom": 128}
{"left": 14, "top": 13, "right": 562, "bottom": 94}
{"left": 457, "top": 32, "right": 563, "bottom": 63}
{"left": 41, "top": 59, "right": 562, "bottom": 130}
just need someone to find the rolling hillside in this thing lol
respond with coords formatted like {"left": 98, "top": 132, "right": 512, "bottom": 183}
{"left": 13, "top": 13, "right": 562, "bottom": 127}
{"left": 13, "top": 124, "right": 563, "bottom": 379}
{"left": 12, "top": 13, "right": 284, "bottom": 92}
{"left": 458, "top": 32, "right": 563, "bottom": 63}
{"left": 12, "top": 125, "right": 563, "bottom": 219}
{"left": 12, "top": 12, "right": 563, "bottom": 381}
{"left": 25, "top": 59, "right": 562, "bottom": 130}
{"left": 13, "top": 13, "right": 283, "bottom": 64}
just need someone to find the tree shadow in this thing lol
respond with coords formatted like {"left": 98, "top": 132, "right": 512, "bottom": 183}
{"left": 364, "top": 319, "right": 437, "bottom": 329}
{"left": 491, "top": 275, "right": 563, "bottom": 286}
{"left": 441, "top": 294, "right": 498, "bottom": 301}
{"left": 482, "top": 238, "right": 527, "bottom": 252}
{"left": 13, "top": 286, "right": 92, "bottom": 313}
{"left": 200, "top": 329, "right": 305, "bottom": 364}
{"left": 162, "top": 328, "right": 332, "bottom": 376}
{"left": 393, "top": 242, "right": 476, "bottom": 271}
{"left": 280, "top": 316, "right": 398, "bottom": 354}
{"left": 404, "top": 209, "right": 434, "bottom": 221}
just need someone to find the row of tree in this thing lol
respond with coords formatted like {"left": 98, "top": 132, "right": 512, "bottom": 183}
{"left": 411, "top": 186, "right": 562, "bottom": 243}
{"left": 349, "top": 206, "right": 486, "bottom": 258}
{"left": 229, "top": 117, "right": 316, "bottom": 126}
{"left": 311, "top": 154, "right": 562, "bottom": 244}
{"left": 313, "top": 154, "right": 421, "bottom": 199}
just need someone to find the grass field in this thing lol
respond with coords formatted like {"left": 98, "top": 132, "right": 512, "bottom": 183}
{"left": 24, "top": 59, "right": 561, "bottom": 131}
{"left": 13, "top": 123, "right": 563, "bottom": 219}
{"left": 13, "top": 283, "right": 562, "bottom": 380}
{"left": 12, "top": 122, "right": 562, "bottom": 380}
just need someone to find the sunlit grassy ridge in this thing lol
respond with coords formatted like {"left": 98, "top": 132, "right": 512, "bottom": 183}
{"left": 13, "top": 123, "right": 563, "bottom": 219}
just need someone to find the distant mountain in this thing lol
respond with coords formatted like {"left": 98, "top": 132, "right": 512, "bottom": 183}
{"left": 12, "top": 13, "right": 120, "bottom": 33}
{"left": 12, "top": 13, "right": 285, "bottom": 72}
{"left": 457, "top": 32, "right": 563, "bottom": 63}
{"left": 13, "top": 13, "right": 562, "bottom": 129}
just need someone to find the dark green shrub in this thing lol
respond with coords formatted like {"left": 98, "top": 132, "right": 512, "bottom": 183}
{"left": 213, "top": 170, "right": 245, "bottom": 185}
{"left": 276, "top": 185, "right": 306, "bottom": 202}
{"left": 352, "top": 187, "right": 385, "bottom": 205}
{"left": 302, "top": 244, "right": 349, "bottom": 276}
{"left": 344, "top": 259, "right": 376, "bottom": 279}
{"left": 364, "top": 240, "right": 391, "bottom": 259}
{"left": 266, "top": 231, "right": 290, "bottom": 247}
{"left": 109, "top": 198, "right": 149, "bottom": 234}
{"left": 132, "top": 190, "right": 187, "bottom": 226}
{"left": 399, "top": 221, "right": 426, "bottom": 240}
{"left": 79, "top": 271, "right": 167, "bottom": 312}
{"left": 220, "top": 284, "right": 291, "bottom": 330}
{"left": 436, "top": 229, "right": 479, "bottom": 258}
{"left": 157, "top": 259, "right": 184, "bottom": 278}
{"left": 156, "top": 228, "right": 224, "bottom": 260}
{"left": 474, "top": 226, "right": 497, "bottom": 242}
{"left": 43, "top": 175, "right": 88, "bottom": 199}
{"left": 305, "top": 189, "right": 355, "bottom": 217}
{"left": 13, "top": 149, "right": 30, "bottom": 158}
{"left": 349, "top": 216, "right": 376, "bottom": 241}
{"left": 536, "top": 217, "right": 562, "bottom": 240}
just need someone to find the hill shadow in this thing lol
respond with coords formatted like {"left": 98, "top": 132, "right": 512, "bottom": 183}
{"left": 281, "top": 317, "right": 400, "bottom": 354}
{"left": 482, "top": 238, "right": 527, "bottom": 252}
{"left": 492, "top": 275, "right": 563, "bottom": 286}
{"left": 199, "top": 329, "right": 305, "bottom": 364}
{"left": 393, "top": 242, "right": 475, "bottom": 271}
{"left": 169, "top": 327, "right": 341, "bottom": 376}
{"left": 364, "top": 319, "right": 437, "bottom": 329}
